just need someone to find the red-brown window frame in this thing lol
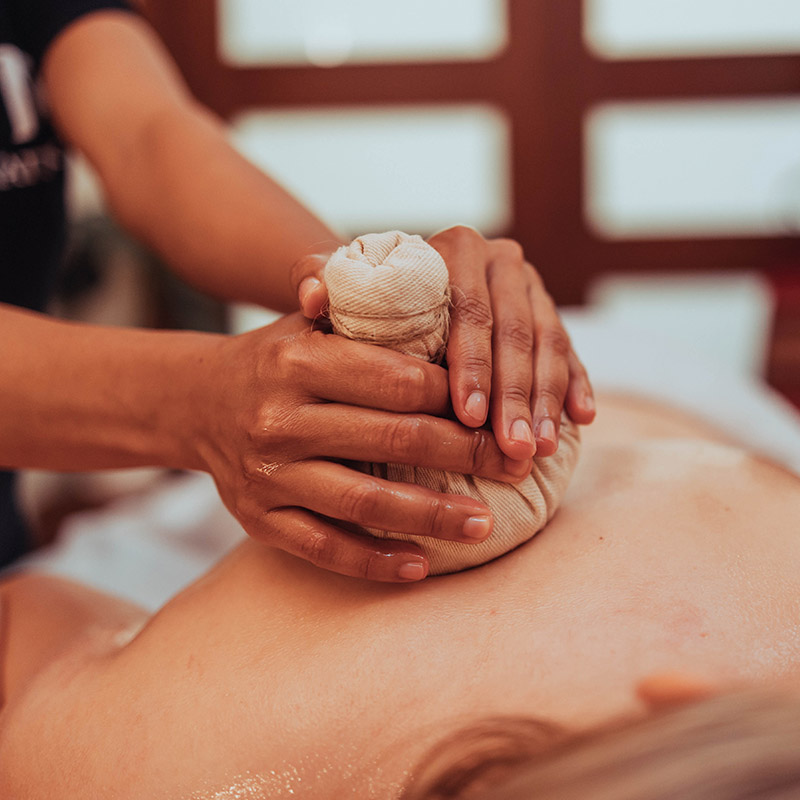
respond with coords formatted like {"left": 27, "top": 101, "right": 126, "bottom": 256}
{"left": 144, "top": 0, "right": 800, "bottom": 301}
{"left": 142, "top": 0, "right": 800, "bottom": 400}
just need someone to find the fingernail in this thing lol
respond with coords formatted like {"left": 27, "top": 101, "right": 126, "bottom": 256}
{"left": 583, "top": 393, "right": 595, "bottom": 414}
{"left": 298, "top": 277, "right": 321, "bottom": 308}
{"left": 536, "top": 418, "right": 557, "bottom": 445}
{"left": 398, "top": 561, "right": 427, "bottom": 581}
{"left": 465, "top": 391, "right": 487, "bottom": 424}
{"left": 510, "top": 418, "right": 533, "bottom": 445}
{"left": 463, "top": 515, "right": 492, "bottom": 542}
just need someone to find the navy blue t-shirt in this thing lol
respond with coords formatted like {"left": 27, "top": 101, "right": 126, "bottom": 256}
{"left": 1, "top": 0, "right": 131, "bottom": 567}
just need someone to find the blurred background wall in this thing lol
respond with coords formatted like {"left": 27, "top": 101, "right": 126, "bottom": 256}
{"left": 131, "top": 0, "right": 800, "bottom": 403}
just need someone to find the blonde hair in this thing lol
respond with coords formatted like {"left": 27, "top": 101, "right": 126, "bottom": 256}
{"left": 404, "top": 688, "right": 800, "bottom": 800}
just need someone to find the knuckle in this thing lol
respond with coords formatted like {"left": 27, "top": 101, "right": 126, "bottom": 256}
{"left": 255, "top": 405, "right": 282, "bottom": 438}
{"left": 572, "top": 354, "right": 590, "bottom": 380}
{"left": 538, "top": 326, "right": 571, "bottom": 359}
{"left": 572, "top": 360, "right": 590, "bottom": 384}
{"left": 460, "top": 352, "right": 493, "bottom": 377}
{"left": 231, "top": 494, "right": 251, "bottom": 525}
{"left": 453, "top": 293, "right": 493, "bottom": 330}
{"left": 242, "top": 451, "right": 268, "bottom": 480}
{"left": 231, "top": 489, "right": 272, "bottom": 530}
{"left": 434, "top": 225, "right": 485, "bottom": 255}
{"left": 468, "top": 429, "right": 491, "bottom": 474}
{"left": 364, "top": 551, "right": 392, "bottom": 581}
{"left": 297, "top": 528, "right": 337, "bottom": 566}
{"left": 255, "top": 406, "right": 299, "bottom": 450}
{"left": 502, "top": 382, "right": 532, "bottom": 406}
{"left": 240, "top": 454, "right": 284, "bottom": 498}
{"left": 527, "top": 266, "right": 545, "bottom": 290}
{"left": 536, "top": 384, "right": 567, "bottom": 411}
{"left": 275, "top": 336, "right": 307, "bottom": 377}
{"left": 384, "top": 415, "right": 423, "bottom": 461}
{"left": 450, "top": 224, "right": 479, "bottom": 243}
{"left": 358, "top": 554, "right": 375, "bottom": 581}
{"left": 498, "top": 318, "right": 534, "bottom": 353}
{"left": 421, "top": 497, "right": 448, "bottom": 535}
{"left": 493, "top": 238, "right": 525, "bottom": 262}
{"left": 386, "top": 363, "right": 428, "bottom": 408}
{"left": 338, "top": 479, "right": 383, "bottom": 523}
{"left": 248, "top": 508, "right": 279, "bottom": 542}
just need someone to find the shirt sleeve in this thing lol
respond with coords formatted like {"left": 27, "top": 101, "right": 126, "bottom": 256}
{"left": 16, "top": 0, "right": 134, "bottom": 66}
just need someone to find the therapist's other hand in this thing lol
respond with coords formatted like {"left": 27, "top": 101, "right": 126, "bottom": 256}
{"left": 292, "top": 229, "right": 595, "bottom": 461}
{"left": 427, "top": 226, "right": 595, "bottom": 460}
{"left": 195, "top": 314, "right": 528, "bottom": 582}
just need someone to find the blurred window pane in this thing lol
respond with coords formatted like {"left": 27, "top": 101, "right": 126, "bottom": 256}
{"left": 233, "top": 106, "right": 511, "bottom": 236}
{"left": 585, "top": 99, "right": 800, "bottom": 238}
{"left": 585, "top": 0, "right": 800, "bottom": 59}
{"left": 588, "top": 272, "right": 773, "bottom": 377}
{"left": 220, "top": 0, "right": 508, "bottom": 67}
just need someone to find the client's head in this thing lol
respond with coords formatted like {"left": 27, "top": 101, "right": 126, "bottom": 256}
{"left": 404, "top": 685, "right": 800, "bottom": 800}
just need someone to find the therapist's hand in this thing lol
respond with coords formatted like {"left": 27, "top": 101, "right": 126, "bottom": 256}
{"left": 194, "top": 314, "right": 529, "bottom": 582}
{"left": 294, "top": 227, "right": 595, "bottom": 460}
{"left": 427, "top": 226, "right": 595, "bottom": 458}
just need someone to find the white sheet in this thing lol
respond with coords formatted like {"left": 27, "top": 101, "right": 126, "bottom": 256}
{"left": 12, "top": 309, "right": 800, "bottom": 610}
{"left": 563, "top": 310, "right": 800, "bottom": 475}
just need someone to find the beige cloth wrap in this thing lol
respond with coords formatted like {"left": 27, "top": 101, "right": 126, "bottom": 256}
{"left": 325, "top": 231, "right": 581, "bottom": 575}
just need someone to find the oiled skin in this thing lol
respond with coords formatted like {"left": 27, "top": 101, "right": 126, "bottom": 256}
{"left": 2, "top": 396, "right": 799, "bottom": 799}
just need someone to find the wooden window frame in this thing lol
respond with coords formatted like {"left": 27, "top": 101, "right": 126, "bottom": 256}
{"left": 143, "top": 0, "right": 800, "bottom": 400}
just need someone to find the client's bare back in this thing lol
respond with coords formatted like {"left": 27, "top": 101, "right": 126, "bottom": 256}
{"left": 2, "top": 395, "right": 800, "bottom": 799}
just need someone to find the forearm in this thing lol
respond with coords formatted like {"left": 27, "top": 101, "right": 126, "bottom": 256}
{"left": 0, "top": 304, "right": 216, "bottom": 472}
{"left": 105, "top": 102, "right": 343, "bottom": 311}
{"left": 43, "top": 12, "right": 342, "bottom": 313}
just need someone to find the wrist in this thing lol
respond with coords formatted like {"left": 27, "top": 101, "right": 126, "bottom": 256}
{"left": 159, "top": 331, "right": 232, "bottom": 474}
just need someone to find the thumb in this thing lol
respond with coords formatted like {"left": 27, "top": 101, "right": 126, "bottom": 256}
{"left": 292, "top": 251, "right": 335, "bottom": 319}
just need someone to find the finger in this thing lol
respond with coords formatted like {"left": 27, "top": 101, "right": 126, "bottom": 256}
{"left": 277, "top": 460, "right": 494, "bottom": 544}
{"left": 291, "top": 252, "right": 333, "bottom": 318}
{"left": 429, "top": 226, "right": 493, "bottom": 428}
{"left": 263, "top": 507, "right": 430, "bottom": 582}
{"left": 487, "top": 250, "right": 536, "bottom": 461}
{"left": 529, "top": 274, "right": 571, "bottom": 457}
{"left": 289, "top": 330, "right": 452, "bottom": 416}
{"left": 564, "top": 350, "right": 596, "bottom": 425}
{"left": 293, "top": 405, "right": 532, "bottom": 483}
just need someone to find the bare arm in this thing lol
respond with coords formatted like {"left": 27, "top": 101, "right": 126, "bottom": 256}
{"left": 0, "top": 304, "right": 528, "bottom": 580}
{"left": 0, "top": 303, "right": 213, "bottom": 471}
{"left": 0, "top": 10, "right": 530, "bottom": 581}
{"left": 43, "top": 10, "right": 342, "bottom": 311}
{"left": 42, "top": 11, "right": 596, "bottom": 455}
